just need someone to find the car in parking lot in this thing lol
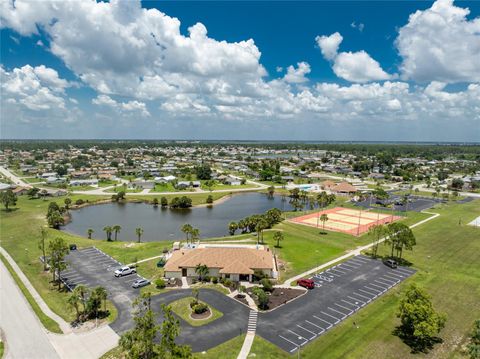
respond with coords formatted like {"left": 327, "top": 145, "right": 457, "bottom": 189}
{"left": 383, "top": 258, "right": 398, "bottom": 268}
{"left": 132, "top": 278, "right": 150, "bottom": 288}
{"left": 114, "top": 266, "right": 136, "bottom": 277}
{"left": 297, "top": 278, "right": 315, "bottom": 289}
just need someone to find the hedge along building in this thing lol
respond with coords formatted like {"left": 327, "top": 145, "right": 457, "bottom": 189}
{"left": 163, "top": 246, "right": 276, "bottom": 282}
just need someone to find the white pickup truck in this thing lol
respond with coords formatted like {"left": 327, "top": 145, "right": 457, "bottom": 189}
{"left": 114, "top": 266, "right": 136, "bottom": 277}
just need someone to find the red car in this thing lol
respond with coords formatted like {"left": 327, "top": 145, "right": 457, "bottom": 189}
{"left": 297, "top": 278, "right": 315, "bottom": 289}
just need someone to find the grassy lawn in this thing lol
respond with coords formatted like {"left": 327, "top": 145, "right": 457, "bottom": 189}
{"left": 190, "top": 282, "right": 230, "bottom": 295}
{"left": 151, "top": 182, "right": 177, "bottom": 192}
{"left": 0, "top": 341, "right": 4, "bottom": 358}
{"left": 202, "top": 183, "right": 259, "bottom": 191}
{"left": 194, "top": 335, "right": 245, "bottom": 358}
{"left": 285, "top": 199, "right": 480, "bottom": 358}
{"left": 106, "top": 185, "right": 142, "bottom": 193}
{"left": 0, "top": 253, "right": 63, "bottom": 333}
{"left": 169, "top": 297, "right": 223, "bottom": 327}
{"left": 23, "top": 177, "right": 45, "bottom": 184}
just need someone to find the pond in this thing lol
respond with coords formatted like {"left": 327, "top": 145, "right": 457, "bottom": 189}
{"left": 62, "top": 192, "right": 298, "bottom": 242}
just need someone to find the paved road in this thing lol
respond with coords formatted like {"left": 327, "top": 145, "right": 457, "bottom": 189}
{"left": 0, "top": 167, "right": 30, "bottom": 188}
{"left": 0, "top": 261, "right": 59, "bottom": 359}
{"left": 258, "top": 255, "right": 415, "bottom": 353}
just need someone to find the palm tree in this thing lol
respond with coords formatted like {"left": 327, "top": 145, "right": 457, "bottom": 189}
{"left": 181, "top": 224, "right": 193, "bottom": 244}
{"left": 368, "top": 224, "right": 386, "bottom": 258}
{"left": 87, "top": 228, "right": 94, "bottom": 240}
{"left": 228, "top": 221, "right": 238, "bottom": 236}
{"left": 135, "top": 227, "right": 144, "bottom": 243}
{"left": 103, "top": 226, "right": 113, "bottom": 241}
{"left": 190, "top": 228, "right": 200, "bottom": 243}
{"left": 93, "top": 286, "right": 108, "bottom": 313}
{"left": 273, "top": 231, "right": 284, "bottom": 248}
{"left": 73, "top": 284, "right": 89, "bottom": 314}
{"left": 112, "top": 225, "right": 121, "bottom": 241}
{"left": 67, "top": 292, "right": 81, "bottom": 322}
{"left": 320, "top": 214, "right": 329, "bottom": 234}
{"left": 195, "top": 264, "right": 209, "bottom": 281}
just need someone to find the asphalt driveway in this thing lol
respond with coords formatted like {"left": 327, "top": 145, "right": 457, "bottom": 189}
{"left": 257, "top": 255, "right": 415, "bottom": 353}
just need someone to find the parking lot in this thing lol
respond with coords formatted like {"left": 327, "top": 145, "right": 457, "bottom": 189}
{"left": 355, "top": 194, "right": 444, "bottom": 212}
{"left": 257, "top": 255, "right": 415, "bottom": 353}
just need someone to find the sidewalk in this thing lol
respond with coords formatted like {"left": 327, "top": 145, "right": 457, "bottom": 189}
{"left": 0, "top": 247, "right": 119, "bottom": 359}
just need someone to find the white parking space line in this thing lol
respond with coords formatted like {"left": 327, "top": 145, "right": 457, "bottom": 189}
{"left": 359, "top": 288, "right": 377, "bottom": 298}
{"left": 313, "top": 315, "right": 333, "bottom": 329}
{"left": 335, "top": 265, "right": 352, "bottom": 271}
{"left": 334, "top": 303, "right": 354, "bottom": 314}
{"left": 383, "top": 274, "right": 403, "bottom": 281}
{"left": 348, "top": 259, "right": 366, "bottom": 266}
{"left": 376, "top": 277, "right": 396, "bottom": 284}
{"left": 341, "top": 299, "right": 360, "bottom": 310}
{"left": 395, "top": 267, "right": 414, "bottom": 275}
{"left": 368, "top": 283, "right": 388, "bottom": 291}
{"left": 305, "top": 320, "right": 325, "bottom": 333}
{"left": 386, "top": 271, "right": 406, "bottom": 279}
{"left": 347, "top": 295, "right": 366, "bottom": 306}
{"left": 329, "top": 268, "right": 347, "bottom": 275}
{"left": 320, "top": 311, "right": 340, "bottom": 324}
{"left": 296, "top": 325, "right": 316, "bottom": 340}
{"left": 352, "top": 256, "right": 369, "bottom": 263}
{"left": 374, "top": 279, "right": 393, "bottom": 288}
{"left": 364, "top": 285, "right": 383, "bottom": 294}
{"left": 339, "top": 262, "right": 360, "bottom": 269}
{"left": 351, "top": 291, "right": 371, "bottom": 301}
{"left": 327, "top": 307, "right": 348, "bottom": 319}
{"left": 287, "top": 330, "right": 308, "bottom": 344}
{"left": 70, "top": 279, "right": 87, "bottom": 284}
{"left": 325, "top": 271, "right": 341, "bottom": 277}
{"left": 278, "top": 335, "right": 301, "bottom": 352}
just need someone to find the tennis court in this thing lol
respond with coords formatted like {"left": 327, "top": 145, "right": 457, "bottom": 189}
{"left": 289, "top": 207, "right": 402, "bottom": 236}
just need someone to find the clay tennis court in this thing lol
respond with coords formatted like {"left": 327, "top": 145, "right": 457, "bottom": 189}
{"left": 289, "top": 207, "right": 402, "bottom": 236}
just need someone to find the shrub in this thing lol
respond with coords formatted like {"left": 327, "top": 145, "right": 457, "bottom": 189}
{"left": 154, "top": 278, "right": 166, "bottom": 289}
{"left": 203, "top": 275, "right": 211, "bottom": 283}
{"left": 162, "top": 247, "right": 169, "bottom": 254}
{"left": 75, "top": 199, "right": 84, "bottom": 205}
{"left": 211, "top": 276, "right": 218, "bottom": 284}
{"left": 251, "top": 286, "right": 264, "bottom": 297}
{"left": 223, "top": 279, "right": 232, "bottom": 288}
{"left": 190, "top": 299, "right": 198, "bottom": 309}
{"left": 261, "top": 278, "right": 273, "bottom": 292}
{"left": 238, "top": 285, "right": 246, "bottom": 294}
{"left": 206, "top": 195, "right": 213, "bottom": 204}
{"left": 193, "top": 303, "right": 208, "bottom": 314}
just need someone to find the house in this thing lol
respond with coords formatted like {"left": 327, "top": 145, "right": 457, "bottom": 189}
{"left": 331, "top": 181, "right": 358, "bottom": 195}
{"left": 224, "top": 176, "right": 242, "bottom": 186}
{"left": 70, "top": 179, "right": 99, "bottom": 187}
{"left": 12, "top": 187, "right": 29, "bottom": 196}
{"left": 164, "top": 247, "right": 275, "bottom": 282}
{"left": 130, "top": 180, "right": 154, "bottom": 190}
{"left": 321, "top": 180, "right": 336, "bottom": 190}
{"left": 0, "top": 183, "right": 11, "bottom": 191}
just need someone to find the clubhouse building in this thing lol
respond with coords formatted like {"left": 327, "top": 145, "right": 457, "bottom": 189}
{"left": 164, "top": 246, "right": 276, "bottom": 282}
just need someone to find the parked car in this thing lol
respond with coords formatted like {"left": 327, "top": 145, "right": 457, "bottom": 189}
{"left": 114, "top": 266, "right": 136, "bottom": 277}
{"left": 297, "top": 278, "right": 315, "bottom": 289}
{"left": 383, "top": 259, "right": 398, "bottom": 269}
{"left": 132, "top": 279, "right": 150, "bottom": 288}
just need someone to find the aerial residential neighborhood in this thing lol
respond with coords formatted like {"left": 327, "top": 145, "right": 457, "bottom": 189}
{"left": 1, "top": 1, "right": 479, "bottom": 359}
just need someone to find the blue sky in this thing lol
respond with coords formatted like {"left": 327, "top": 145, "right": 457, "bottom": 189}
{"left": 1, "top": 0, "right": 479, "bottom": 141}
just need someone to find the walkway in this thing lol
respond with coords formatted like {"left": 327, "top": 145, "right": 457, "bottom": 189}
{"left": 237, "top": 310, "right": 258, "bottom": 359}
{"left": 0, "top": 260, "right": 59, "bottom": 359}
{"left": 0, "top": 247, "right": 119, "bottom": 359}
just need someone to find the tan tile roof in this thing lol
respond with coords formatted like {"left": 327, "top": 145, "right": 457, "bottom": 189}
{"left": 164, "top": 247, "right": 273, "bottom": 275}
{"left": 321, "top": 180, "right": 336, "bottom": 189}
{"left": 332, "top": 181, "right": 357, "bottom": 193}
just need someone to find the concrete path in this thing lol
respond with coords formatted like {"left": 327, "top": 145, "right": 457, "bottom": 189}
{"left": 284, "top": 210, "right": 440, "bottom": 286}
{"left": 0, "top": 247, "right": 71, "bottom": 334}
{"left": 181, "top": 277, "right": 189, "bottom": 289}
{"left": 1, "top": 247, "right": 119, "bottom": 359}
{"left": 0, "top": 260, "right": 59, "bottom": 359}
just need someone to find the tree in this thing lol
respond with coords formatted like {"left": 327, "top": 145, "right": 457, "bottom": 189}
{"left": 64, "top": 197, "right": 72, "bottom": 210}
{"left": 27, "top": 187, "right": 40, "bottom": 199}
{"left": 320, "top": 214, "right": 329, "bottom": 233}
{"left": 87, "top": 228, "right": 94, "bottom": 239}
{"left": 68, "top": 291, "right": 81, "bottom": 322}
{"left": 368, "top": 224, "right": 386, "bottom": 258}
{"left": 47, "top": 237, "right": 69, "bottom": 290}
{"left": 113, "top": 225, "right": 121, "bottom": 241}
{"left": 267, "top": 185, "right": 275, "bottom": 198}
{"left": 135, "top": 227, "right": 144, "bottom": 243}
{"left": 256, "top": 288, "right": 269, "bottom": 310}
{"left": 467, "top": 320, "right": 480, "bottom": 359}
{"left": 273, "top": 231, "right": 284, "bottom": 248}
{"left": 119, "top": 293, "right": 161, "bottom": 359}
{"left": 190, "top": 227, "right": 200, "bottom": 243}
{"left": 396, "top": 284, "right": 446, "bottom": 352}
{"left": 206, "top": 195, "right": 213, "bottom": 204}
{"left": 152, "top": 198, "right": 159, "bottom": 207}
{"left": 103, "top": 226, "right": 113, "bottom": 241}
{"left": 181, "top": 224, "right": 193, "bottom": 244}
{"left": 386, "top": 222, "right": 416, "bottom": 260}
{"left": 160, "top": 304, "right": 192, "bottom": 358}
{"left": 451, "top": 178, "right": 464, "bottom": 190}
{"left": 117, "top": 191, "right": 126, "bottom": 200}
{"left": 228, "top": 221, "right": 238, "bottom": 235}
{"left": 88, "top": 286, "right": 105, "bottom": 320}
{"left": 0, "top": 189, "right": 17, "bottom": 211}
{"left": 47, "top": 210, "right": 64, "bottom": 229}
{"left": 39, "top": 227, "right": 48, "bottom": 271}
{"left": 195, "top": 163, "right": 212, "bottom": 180}
{"left": 73, "top": 284, "right": 89, "bottom": 314}
{"left": 195, "top": 264, "right": 209, "bottom": 281}
{"left": 255, "top": 218, "right": 268, "bottom": 244}
{"left": 160, "top": 196, "right": 168, "bottom": 208}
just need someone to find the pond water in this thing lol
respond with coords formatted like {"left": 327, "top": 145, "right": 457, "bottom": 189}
{"left": 62, "top": 192, "right": 297, "bottom": 242}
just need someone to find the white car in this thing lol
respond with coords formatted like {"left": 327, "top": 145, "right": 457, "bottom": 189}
{"left": 114, "top": 266, "right": 136, "bottom": 277}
